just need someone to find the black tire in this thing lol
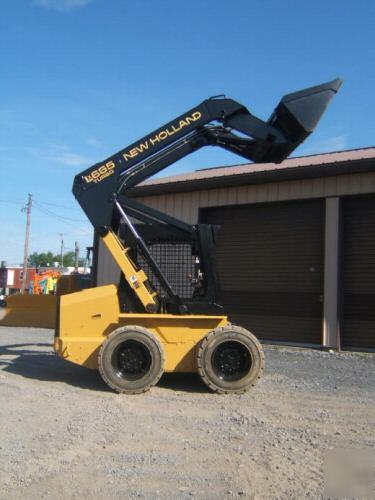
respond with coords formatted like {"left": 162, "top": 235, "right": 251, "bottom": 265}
{"left": 98, "top": 326, "right": 165, "bottom": 394}
{"left": 197, "top": 325, "right": 264, "bottom": 394}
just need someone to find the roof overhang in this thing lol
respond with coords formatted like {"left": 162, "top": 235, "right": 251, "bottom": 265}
{"left": 128, "top": 148, "right": 375, "bottom": 197}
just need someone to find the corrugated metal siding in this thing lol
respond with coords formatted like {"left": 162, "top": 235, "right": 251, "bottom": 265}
{"left": 201, "top": 200, "right": 325, "bottom": 344}
{"left": 136, "top": 173, "right": 375, "bottom": 224}
{"left": 342, "top": 196, "right": 375, "bottom": 350}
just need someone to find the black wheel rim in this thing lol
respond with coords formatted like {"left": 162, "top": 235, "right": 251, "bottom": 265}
{"left": 212, "top": 340, "right": 252, "bottom": 382}
{"left": 112, "top": 340, "right": 152, "bottom": 381}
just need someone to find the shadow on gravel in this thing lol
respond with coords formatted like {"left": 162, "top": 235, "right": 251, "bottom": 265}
{"left": 0, "top": 342, "right": 109, "bottom": 392}
{"left": 158, "top": 372, "right": 209, "bottom": 393}
{"left": 0, "top": 343, "right": 211, "bottom": 394}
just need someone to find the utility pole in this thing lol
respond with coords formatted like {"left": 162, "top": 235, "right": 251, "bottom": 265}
{"left": 21, "top": 193, "right": 32, "bottom": 293}
{"left": 74, "top": 241, "right": 80, "bottom": 273}
{"left": 59, "top": 234, "right": 64, "bottom": 268}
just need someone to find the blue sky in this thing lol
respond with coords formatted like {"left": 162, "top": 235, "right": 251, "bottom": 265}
{"left": 0, "top": 0, "right": 374, "bottom": 265}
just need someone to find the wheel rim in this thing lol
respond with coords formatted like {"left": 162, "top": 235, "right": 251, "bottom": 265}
{"left": 211, "top": 340, "right": 252, "bottom": 382}
{"left": 112, "top": 340, "right": 152, "bottom": 381}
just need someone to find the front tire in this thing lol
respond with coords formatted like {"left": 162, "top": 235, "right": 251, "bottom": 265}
{"left": 197, "top": 325, "right": 264, "bottom": 394}
{"left": 98, "top": 326, "right": 165, "bottom": 394}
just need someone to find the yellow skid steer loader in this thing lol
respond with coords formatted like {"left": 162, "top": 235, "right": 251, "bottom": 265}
{"left": 53, "top": 79, "right": 342, "bottom": 393}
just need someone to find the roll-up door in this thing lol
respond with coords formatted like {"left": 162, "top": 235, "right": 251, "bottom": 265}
{"left": 342, "top": 196, "right": 375, "bottom": 350}
{"left": 201, "top": 199, "right": 325, "bottom": 344}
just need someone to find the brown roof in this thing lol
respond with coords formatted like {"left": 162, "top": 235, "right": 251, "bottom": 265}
{"left": 129, "top": 147, "right": 375, "bottom": 197}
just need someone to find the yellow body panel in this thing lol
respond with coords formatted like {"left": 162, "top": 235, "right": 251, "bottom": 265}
{"left": 55, "top": 284, "right": 228, "bottom": 372}
{"left": 0, "top": 294, "right": 57, "bottom": 328}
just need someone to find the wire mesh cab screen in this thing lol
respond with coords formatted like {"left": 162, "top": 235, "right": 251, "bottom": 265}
{"left": 137, "top": 239, "right": 197, "bottom": 300}
{"left": 120, "top": 222, "right": 199, "bottom": 300}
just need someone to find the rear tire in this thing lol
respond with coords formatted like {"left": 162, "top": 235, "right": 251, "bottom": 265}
{"left": 98, "top": 326, "right": 164, "bottom": 394}
{"left": 197, "top": 325, "right": 264, "bottom": 394}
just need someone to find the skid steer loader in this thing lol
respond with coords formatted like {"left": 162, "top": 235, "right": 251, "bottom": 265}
{"left": 54, "top": 79, "right": 342, "bottom": 393}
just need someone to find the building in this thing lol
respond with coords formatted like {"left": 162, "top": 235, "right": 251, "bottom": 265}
{"left": 96, "top": 147, "right": 375, "bottom": 352}
{"left": 0, "top": 265, "right": 88, "bottom": 296}
{"left": 0, "top": 267, "right": 37, "bottom": 295}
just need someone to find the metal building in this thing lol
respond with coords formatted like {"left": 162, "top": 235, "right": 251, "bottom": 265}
{"left": 96, "top": 147, "right": 375, "bottom": 351}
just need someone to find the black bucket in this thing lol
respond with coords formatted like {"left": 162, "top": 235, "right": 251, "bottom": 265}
{"left": 255, "top": 78, "right": 343, "bottom": 163}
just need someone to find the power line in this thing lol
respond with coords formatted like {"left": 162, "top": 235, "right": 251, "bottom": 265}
{"left": 0, "top": 198, "right": 82, "bottom": 214}
{"left": 0, "top": 198, "right": 84, "bottom": 218}
{"left": 36, "top": 200, "right": 83, "bottom": 212}
{"left": 0, "top": 199, "right": 24, "bottom": 205}
{"left": 33, "top": 204, "right": 90, "bottom": 233}
{"left": 33, "top": 201, "right": 87, "bottom": 222}
{"left": 0, "top": 196, "right": 91, "bottom": 239}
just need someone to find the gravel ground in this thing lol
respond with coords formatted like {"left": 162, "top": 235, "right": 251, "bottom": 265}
{"left": 0, "top": 325, "right": 374, "bottom": 499}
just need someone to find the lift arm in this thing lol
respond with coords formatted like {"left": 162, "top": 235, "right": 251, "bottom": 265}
{"left": 73, "top": 78, "right": 342, "bottom": 314}
{"left": 73, "top": 79, "right": 342, "bottom": 230}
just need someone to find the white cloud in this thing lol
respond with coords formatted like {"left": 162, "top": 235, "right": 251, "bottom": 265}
{"left": 86, "top": 137, "right": 102, "bottom": 147}
{"left": 34, "top": 0, "right": 93, "bottom": 11}
{"left": 301, "top": 134, "right": 348, "bottom": 155}
{"left": 27, "top": 144, "right": 92, "bottom": 167}
{"left": 321, "top": 134, "right": 348, "bottom": 151}
{"left": 53, "top": 152, "right": 91, "bottom": 167}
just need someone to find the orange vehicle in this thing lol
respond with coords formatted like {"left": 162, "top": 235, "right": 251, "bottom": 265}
{"left": 30, "top": 270, "right": 61, "bottom": 295}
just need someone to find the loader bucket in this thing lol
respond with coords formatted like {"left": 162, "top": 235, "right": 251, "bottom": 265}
{"left": 256, "top": 78, "right": 343, "bottom": 163}
{"left": 0, "top": 294, "right": 57, "bottom": 329}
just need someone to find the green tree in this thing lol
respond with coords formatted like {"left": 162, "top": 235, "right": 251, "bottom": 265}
{"left": 28, "top": 251, "right": 58, "bottom": 267}
{"left": 28, "top": 251, "right": 86, "bottom": 268}
{"left": 62, "top": 251, "right": 74, "bottom": 267}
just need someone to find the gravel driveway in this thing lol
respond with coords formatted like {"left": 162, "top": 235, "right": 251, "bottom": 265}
{"left": 0, "top": 326, "right": 374, "bottom": 499}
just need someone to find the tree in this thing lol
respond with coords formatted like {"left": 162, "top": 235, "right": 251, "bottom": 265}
{"left": 62, "top": 251, "right": 75, "bottom": 267}
{"left": 28, "top": 251, "right": 86, "bottom": 268}
{"left": 28, "top": 251, "right": 58, "bottom": 267}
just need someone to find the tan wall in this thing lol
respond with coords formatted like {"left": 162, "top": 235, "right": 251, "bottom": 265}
{"left": 136, "top": 172, "right": 375, "bottom": 224}
{"left": 97, "top": 172, "right": 375, "bottom": 287}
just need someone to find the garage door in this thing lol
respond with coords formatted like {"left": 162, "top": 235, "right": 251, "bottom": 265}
{"left": 201, "top": 199, "right": 325, "bottom": 344}
{"left": 342, "top": 196, "right": 375, "bottom": 350}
